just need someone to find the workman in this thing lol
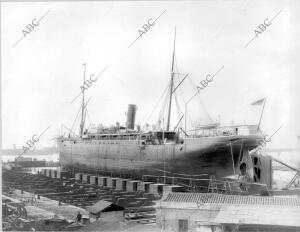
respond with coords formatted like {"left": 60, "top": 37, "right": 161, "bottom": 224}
{"left": 77, "top": 211, "right": 82, "bottom": 223}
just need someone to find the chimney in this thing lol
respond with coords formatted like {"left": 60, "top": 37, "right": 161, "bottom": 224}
{"left": 126, "top": 104, "right": 137, "bottom": 130}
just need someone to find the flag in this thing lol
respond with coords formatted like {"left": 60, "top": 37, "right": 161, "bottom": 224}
{"left": 251, "top": 98, "right": 266, "bottom": 106}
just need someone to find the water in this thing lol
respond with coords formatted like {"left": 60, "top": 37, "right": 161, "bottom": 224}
{"left": 2, "top": 153, "right": 60, "bottom": 174}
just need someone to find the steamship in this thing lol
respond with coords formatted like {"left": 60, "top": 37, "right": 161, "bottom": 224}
{"left": 58, "top": 30, "right": 266, "bottom": 187}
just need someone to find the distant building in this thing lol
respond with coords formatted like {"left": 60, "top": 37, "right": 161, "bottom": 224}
{"left": 156, "top": 193, "right": 300, "bottom": 232}
{"left": 15, "top": 157, "right": 32, "bottom": 162}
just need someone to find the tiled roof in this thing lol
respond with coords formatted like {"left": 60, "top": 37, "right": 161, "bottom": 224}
{"left": 164, "top": 193, "right": 300, "bottom": 207}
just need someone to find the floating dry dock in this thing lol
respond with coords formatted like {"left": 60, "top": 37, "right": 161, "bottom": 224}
{"left": 3, "top": 168, "right": 300, "bottom": 231}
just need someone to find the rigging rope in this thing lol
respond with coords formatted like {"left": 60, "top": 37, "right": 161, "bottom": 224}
{"left": 187, "top": 75, "right": 213, "bottom": 123}
{"left": 86, "top": 109, "right": 92, "bottom": 127}
{"left": 175, "top": 74, "right": 192, "bottom": 129}
{"left": 144, "top": 84, "right": 169, "bottom": 123}
{"left": 229, "top": 142, "right": 236, "bottom": 175}
{"left": 70, "top": 105, "right": 82, "bottom": 135}
{"left": 174, "top": 92, "right": 183, "bottom": 129}
{"left": 157, "top": 86, "right": 170, "bottom": 128}
{"left": 174, "top": 58, "right": 197, "bottom": 130}
{"left": 151, "top": 168, "right": 209, "bottom": 177}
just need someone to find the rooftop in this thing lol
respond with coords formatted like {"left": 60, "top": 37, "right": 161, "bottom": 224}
{"left": 86, "top": 200, "right": 112, "bottom": 214}
{"left": 212, "top": 205, "right": 300, "bottom": 227}
{"left": 164, "top": 193, "right": 300, "bottom": 207}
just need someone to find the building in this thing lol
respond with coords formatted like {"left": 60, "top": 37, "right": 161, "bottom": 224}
{"left": 156, "top": 193, "right": 300, "bottom": 232}
{"left": 86, "top": 200, "right": 124, "bottom": 222}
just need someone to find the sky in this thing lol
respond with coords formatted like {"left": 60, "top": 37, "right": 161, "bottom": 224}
{"left": 1, "top": 0, "right": 300, "bottom": 151}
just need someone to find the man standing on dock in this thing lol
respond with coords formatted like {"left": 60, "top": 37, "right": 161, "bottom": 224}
{"left": 77, "top": 211, "right": 82, "bottom": 223}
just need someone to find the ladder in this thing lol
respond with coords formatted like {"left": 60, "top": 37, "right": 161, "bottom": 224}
{"left": 208, "top": 176, "right": 218, "bottom": 193}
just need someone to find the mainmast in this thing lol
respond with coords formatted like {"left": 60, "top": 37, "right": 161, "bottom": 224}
{"left": 79, "top": 63, "right": 86, "bottom": 137}
{"left": 166, "top": 28, "right": 176, "bottom": 131}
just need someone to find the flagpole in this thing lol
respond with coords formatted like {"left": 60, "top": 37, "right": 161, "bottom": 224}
{"left": 257, "top": 99, "right": 266, "bottom": 131}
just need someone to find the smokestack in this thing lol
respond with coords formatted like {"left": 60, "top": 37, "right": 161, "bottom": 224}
{"left": 126, "top": 104, "right": 137, "bottom": 130}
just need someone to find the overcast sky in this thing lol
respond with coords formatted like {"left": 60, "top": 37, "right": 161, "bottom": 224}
{"left": 1, "top": 0, "right": 300, "bottom": 150}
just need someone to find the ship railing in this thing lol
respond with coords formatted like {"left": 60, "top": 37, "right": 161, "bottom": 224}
{"left": 186, "top": 124, "right": 262, "bottom": 138}
{"left": 142, "top": 174, "right": 211, "bottom": 183}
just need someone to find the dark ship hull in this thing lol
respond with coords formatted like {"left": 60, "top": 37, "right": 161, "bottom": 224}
{"left": 58, "top": 133, "right": 264, "bottom": 186}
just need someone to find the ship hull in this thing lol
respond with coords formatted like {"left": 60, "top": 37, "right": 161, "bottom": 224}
{"left": 58, "top": 134, "right": 263, "bottom": 186}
